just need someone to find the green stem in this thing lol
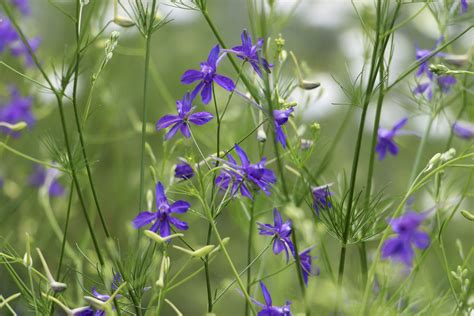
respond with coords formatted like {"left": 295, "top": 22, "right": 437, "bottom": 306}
{"left": 139, "top": 35, "right": 152, "bottom": 212}
{"left": 291, "top": 229, "right": 310, "bottom": 316}
{"left": 245, "top": 196, "right": 257, "bottom": 316}
{"left": 56, "top": 181, "right": 74, "bottom": 280}
{"left": 408, "top": 117, "right": 433, "bottom": 186}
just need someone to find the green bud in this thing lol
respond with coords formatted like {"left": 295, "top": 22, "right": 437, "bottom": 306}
{"left": 173, "top": 245, "right": 215, "bottom": 258}
{"left": 299, "top": 80, "right": 321, "bottom": 90}
{"left": 114, "top": 15, "right": 135, "bottom": 28}
{"left": 0, "top": 121, "right": 28, "bottom": 131}
{"left": 460, "top": 210, "right": 474, "bottom": 221}
{"left": 429, "top": 64, "right": 450, "bottom": 75}
{"left": 144, "top": 230, "right": 183, "bottom": 244}
{"left": 311, "top": 122, "right": 321, "bottom": 133}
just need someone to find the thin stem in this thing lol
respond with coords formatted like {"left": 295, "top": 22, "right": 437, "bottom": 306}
{"left": 245, "top": 196, "right": 257, "bottom": 316}
{"left": 408, "top": 117, "right": 433, "bottom": 185}
{"left": 139, "top": 35, "right": 152, "bottom": 212}
{"left": 56, "top": 181, "right": 74, "bottom": 280}
{"left": 291, "top": 229, "right": 310, "bottom": 316}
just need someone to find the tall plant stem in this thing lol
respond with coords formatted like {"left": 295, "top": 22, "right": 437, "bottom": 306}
{"left": 56, "top": 180, "right": 74, "bottom": 280}
{"left": 408, "top": 117, "right": 433, "bottom": 185}
{"left": 139, "top": 35, "right": 152, "bottom": 211}
{"left": 72, "top": 0, "right": 110, "bottom": 238}
{"left": 245, "top": 197, "right": 257, "bottom": 316}
{"left": 360, "top": 62, "right": 386, "bottom": 285}
{"left": 2, "top": 2, "right": 104, "bottom": 265}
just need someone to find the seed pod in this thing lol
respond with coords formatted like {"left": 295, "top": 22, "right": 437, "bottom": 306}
{"left": 114, "top": 15, "right": 135, "bottom": 28}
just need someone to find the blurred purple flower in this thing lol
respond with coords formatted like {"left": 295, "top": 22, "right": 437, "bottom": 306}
{"left": 11, "top": 0, "right": 31, "bottom": 15}
{"left": 227, "top": 29, "right": 272, "bottom": 77}
{"left": 250, "top": 281, "right": 292, "bottom": 316}
{"left": 156, "top": 92, "right": 213, "bottom": 140}
{"left": 460, "top": 0, "right": 468, "bottom": 14}
{"left": 0, "top": 87, "right": 34, "bottom": 137}
{"left": 72, "top": 308, "right": 95, "bottom": 316}
{"left": 294, "top": 247, "right": 320, "bottom": 286}
{"left": 257, "top": 208, "right": 293, "bottom": 261}
{"left": 273, "top": 107, "right": 294, "bottom": 148}
{"left": 311, "top": 185, "right": 332, "bottom": 215}
{"left": 29, "top": 165, "right": 64, "bottom": 197}
{"left": 375, "top": 117, "right": 408, "bottom": 160}
{"left": 174, "top": 161, "right": 194, "bottom": 180}
{"left": 0, "top": 17, "right": 19, "bottom": 53}
{"left": 132, "top": 182, "right": 190, "bottom": 237}
{"left": 381, "top": 211, "right": 430, "bottom": 266}
{"left": 413, "top": 75, "right": 457, "bottom": 100}
{"left": 181, "top": 44, "right": 235, "bottom": 104}
{"left": 10, "top": 36, "right": 40, "bottom": 66}
{"left": 215, "top": 144, "right": 276, "bottom": 199}
{"left": 415, "top": 39, "right": 445, "bottom": 79}
{"left": 452, "top": 121, "right": 474, "bottom": 139}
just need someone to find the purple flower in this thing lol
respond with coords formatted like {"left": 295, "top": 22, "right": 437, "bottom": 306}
{"left": 0, "top": 87, "right": 34, "bottom": 137}
{"left": 413, "top": 75, "right": 457, "bottom": 100}
{"left": 311, "top": 185, "right": 332, "bottom": 215}
{"left": 181, "top": 44, "right": 235, "bottom": 104}
{"left": 132, "top": 182, "right": 190, "bottom": 237}
{"left": 415, "top": 39, "right": 445, "bottom": 79}
{"left": 215, "top": 144, "right": 276, "bottom": 199}
{"left": 10, "top": 0, "right": 31, "bottom": 15}
{"left": 227, "top": 29, "right": 272, "bottom": 77}
{"left": 0, "top": 17, "right": 19, "bottom": 53}
{"left": 273, "top": 107, "right": 294, "bottom": 148}
{"left": 72, "top": 308, "right": 95, "bottom": 316}
{"left": 156, "top": 92, "right": 213, "bottom": 140}
{"left": 250, "top": 281, "right": 292, "bottom": 316}
{"left": 174, "top": 161, "right": 194, "bottom": 180}
{"left": 28, "top": 165, "right": 65, "bottom": 197}
{"left": 453, "top": 121, "right": 474, "bottom": 139}
{"left": 381, "top": 211, "right": 430, "bottom": 267}
{"left": 295, "top": 247, "right": 320, "bottom": 286}
{"left": 460, "top": 0, "right": 468, "bottom": 14}
{"left": 375, "top": 117, "right": 408, "bottom": 160}
{"left": 10, "top": 36, "right": 40, "bottom": 66}
{"left": 257, "top": 208, "right": 293, "bottom": 261}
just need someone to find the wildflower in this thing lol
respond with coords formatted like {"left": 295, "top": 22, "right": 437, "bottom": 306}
{"left": 0, "top": 87, "right": 34, "bottom": 137}
{"left": 180, "top": 44, "right": 235, "bottom": 104}
{"left": 415, "top": 39, "right": 445, "bottom": 79}
{"left": 215, "top": 144, "right": 276, "bottom": 199}
{"left": 43, "top": 293, "right": 93, "bottom": 316}
{"left": 413, "top": 75, "right": 457, "bottom": 100}
{"left": 156, "top": 92, "right": 213, "bottom": 140}
{"left": 460, "top": 0, "right": 468, "bottom": 14}
{"left": 294, "top": 247, "right": 320, "bottom": 286}
{"left": 174, "top": 161, "right": 194, "bottom": 180}
{"left": 29, "top": 165, "right": 65, "bottom": 197}
{"left": 273, "top": 107, "right": 294, "bottom": 148}
{"left": 10, "top": 36, "right": 40, "bottom": 66}
{"left": 257, "top": 208, "right": 293, "bottom": 261}
{"left": 375, "top": 117, "right": 408, "bottom": 160}
{"left": 227, "top": 29, "right": 272, "bottom": 77}
{"left": 0, "top": 17, "right": 19, "bottom": 53}
{"left": 10, "top": 0, "right": 31, "bottom": 15}
{"left": 250, "top": 281, "right": 292, "bottom": 316}
{"left": 452, "top": 121, "right": 474, "bottom": 139}
{"left": 381, "top": 211, "right": 430, "bottom": 266}
{"left": 91, "top": 283, "right": 122, "bottom": 316}
{"left": 311, "top": 185, "right": 332, "bottom": 215}
{"left": 132, "top": 182, "right": 190, "bottom": 237}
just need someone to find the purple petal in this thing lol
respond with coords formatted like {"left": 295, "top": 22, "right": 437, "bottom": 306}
{"left": 155, "top": 182, "right": 168, "bottom": 206}
{"left": 214, "top": 74, "right": 235, "bottom": 91}
{"left": 207, "top": 44, "right": 221, "bottom": 66}
{"left": 170, "top": 200, "right": 190, "bottom": 214}
{"left": 259, "top": 281, "right": 272, "bottom": 307}
{"left": 453, "top": 121, "right": 474, "bottom": 139}
{"left": 132, "top": 212, "right": 157, "bottom": 229}
{"left": 188, "top": 112, "right": 214, "bottom": 125}
{"left": 201, "top": 82, "right": 213, "bottom": 104}
{"left": 169, "top": 217, "right": 189, "bottom": 231}
{"left": 180, "top": 123, "right": 191, "bottom": 138}
{"left": 165, "top": 122, "right": 183, "bottom": 140}
{"left": 392, "top": 117, "right": 408, "bottom": 132}
{"left": 234, "top": 144, "right": 250, "bottom": 166}
{"left": 156, "top": 115, "right": 181, "bottom": 130}
{"left": 412, "top": 231, "right": 430, "bottom": 249}
{"left": 159, "top": 220, "right": 171, "bottom": 237}
{"left": 181, "top": 69, "right": 203, "bottom": 84}
{"left": 273, "top": 208, "right": 282, "bottom": 227}
{"left": 273, "top": 239, "right": 286, "bottom": 255}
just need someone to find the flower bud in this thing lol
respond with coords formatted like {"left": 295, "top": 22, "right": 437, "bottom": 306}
{"left": 300, "top": 139, "right": 313, "bottom": 150}
{"left": 156, "top": 255, "right": 171, "bottom": 288}
{"left": 460, "top": 210, "right": 474, "bottom": 221}
{"left": 114, "top": 15, "right": 135, "bottom": 28}
{"left": 257, "top": 128, "right": 267, "bottom": 142}
{"left": 310, "top": 122, "right": 321, "bottom": 133}
{"left": 172, "top": 245, "right": 215, "bottom": 258}
{"left": 144, "top": 230, "right": 183, "bottom": 244}
{"left": 0, "top": 121, "right": 28, "bottom": 131}
{"left": 440, "top": 148, "right": 456, "bottom": 162}
{"left": 299, "top": 80, "right": 321, "bottom": 90}
{"left": 23, "top": 252, "right": 33, "bottom": 269}
{"left": 429, "top": 63, "right": 450, "bottom": 75}
{"left": 146, "top": 189, "right": 154, "bottom": 211}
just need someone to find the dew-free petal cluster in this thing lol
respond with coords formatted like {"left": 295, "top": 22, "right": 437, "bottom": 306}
{"left": 257, "top": 208, "right": 293, "bottom": 261}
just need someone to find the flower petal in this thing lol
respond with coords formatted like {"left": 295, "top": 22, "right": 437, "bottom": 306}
{"left": 132, "top": 211, "right": 156, "bottom": 229}
{"left": 170, "top": 200, "right": 190, "bottom": 214}
{"left": 201, "top": 82, "right": 213, "bottom": 104}
{"left": 259, "top": 281, "right": 272, "bottom": 307}
{"left": 169, "top": 217, "right": 189, "bottom": 231}
{"left": 181, "top": 69, "right": 203, "bottom": 84}
{"left": 214, "top": 74, "right": 235, "bottom": 91}
{"left": 188, "top": 112, "right": 214, "bottom": 125}
{"left": 156, "top": 115, "right": 181, "bottom": 130}
{"left": 207, "top": 44, "right": 220, "bottom": 66}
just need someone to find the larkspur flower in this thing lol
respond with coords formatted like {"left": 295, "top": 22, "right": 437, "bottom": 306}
{"left": 413, "top": 75, "right": 457, "bottom": 100}
{"left": 381, "top": 211, "right": 430, "bottom": 266}
{"left": 375, "top": 117, "right": 408, "bottom": 160}
{"left": 452, "top": 121, "right": 474, "bottom": 139}
{"left": 11, "top": 0, "right": 31, "bottom": 15}
{"left": 294, "top": 247, "right": 320, "bottom": 286}
{"left": 415, "top": 39, "right": 445, "bottom": 79}
{"left": 257, "top": 208, "right": 293, "bottom": 261}
{"left": 181, "top": 44, "right": 235, "bottom": 104}
{"left": 0, "top": 17, "right": 19, "bottom": 53}
{"left": 132, "top": 182, "right": 190, "bottom": 237}
{"left": 0, "top": 87, "right": 34, "bottom": 137}
{"left": 460, "top": 0, "right": 468, "bottom": 14}
{"left": 156, "top": 92, "right": 213, "bottom": 140}
{"left": 174, "top": 161, "right": 194, "bottom": 180}
{"left": 29, "top": 165, "right": 65, "bottom": 197}
{"left": 72, "top": 308, "right": 95, "bottom": 316}
{"left": 311, "top": 185, "right": 332, "bottom": 215}
{"left": 273, "top": 107, "right": 294, "bottom": 148}
{"left": 227, "top": 29, "right": 272, "bottom": 77}
{"left": 10, "top": 36, "right": 41, "bottom": 66}
{"left": 215, "top": 144, "right": 276, "bottom": 199}
{"left": 250, "top": 281, "right": 292, "bottom": 316}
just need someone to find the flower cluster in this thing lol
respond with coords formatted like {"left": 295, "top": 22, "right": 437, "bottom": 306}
{"left": 28, "top": 165, "right": 64, "bottom": 197}
{"left": 0, "top": 86, "right": 35, "bottom": 137}
{"left": 375, "top": 117, "right": 408, "bottom": 160}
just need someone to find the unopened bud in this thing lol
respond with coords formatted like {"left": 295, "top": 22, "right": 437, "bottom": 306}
{"left": 144, "top": 230, "right": 183, "bottom": 244}
{"left": 0, "top": 121, "right": 28, "bottom": 131}
{"left": 114, "top": 15, "right": 135, "bottom": 28}
{"left": 257, "top": 128, "right": 267, "bottom": 142}
{"left": 429, "top": 64, "right": 450, "bottom": 76}
{"left": 299, "top": 80, "right": 321, "bottom": 90}
{"left": 156, "top": 255, "right": 171, "bottom": 287}
{"left": 310, "top": 122, "right": 321, "bottom": 133}
{"left": 440, "top": 148, "right": 456, "bottom": 162}
{"left": 23, "top": 252, "right": 33, "bottom": 269}
{"left": 173, "top": 245, "right": 215, "bottom": 258}
{"left": 460, "top": 210, "right": 474, "bottom": 221}
{"left": 146, "top": 189, "right": 154, "bottom": 211}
